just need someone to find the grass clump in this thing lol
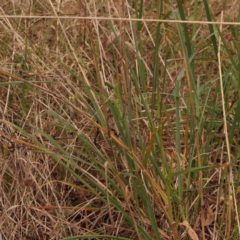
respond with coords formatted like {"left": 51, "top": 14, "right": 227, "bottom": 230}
{"left": 0, "top": 0, "right": 240, "bottom": 239}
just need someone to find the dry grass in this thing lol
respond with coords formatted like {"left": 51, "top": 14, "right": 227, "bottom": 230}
{"left": 0, "top": 0, "right": 240, "bottom": 239}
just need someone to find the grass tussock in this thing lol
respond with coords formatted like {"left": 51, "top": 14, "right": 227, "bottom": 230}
{"left": 0, "top": 0, "right": 240, "bottom": 239}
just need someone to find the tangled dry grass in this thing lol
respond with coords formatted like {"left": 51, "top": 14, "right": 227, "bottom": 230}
{"left": 0, "top": 0, "right": 239, "bottom": 239}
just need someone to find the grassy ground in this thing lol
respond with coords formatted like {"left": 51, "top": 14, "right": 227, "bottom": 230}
{"left": 0, "top": 0, "right": 240, "bottom": 239}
